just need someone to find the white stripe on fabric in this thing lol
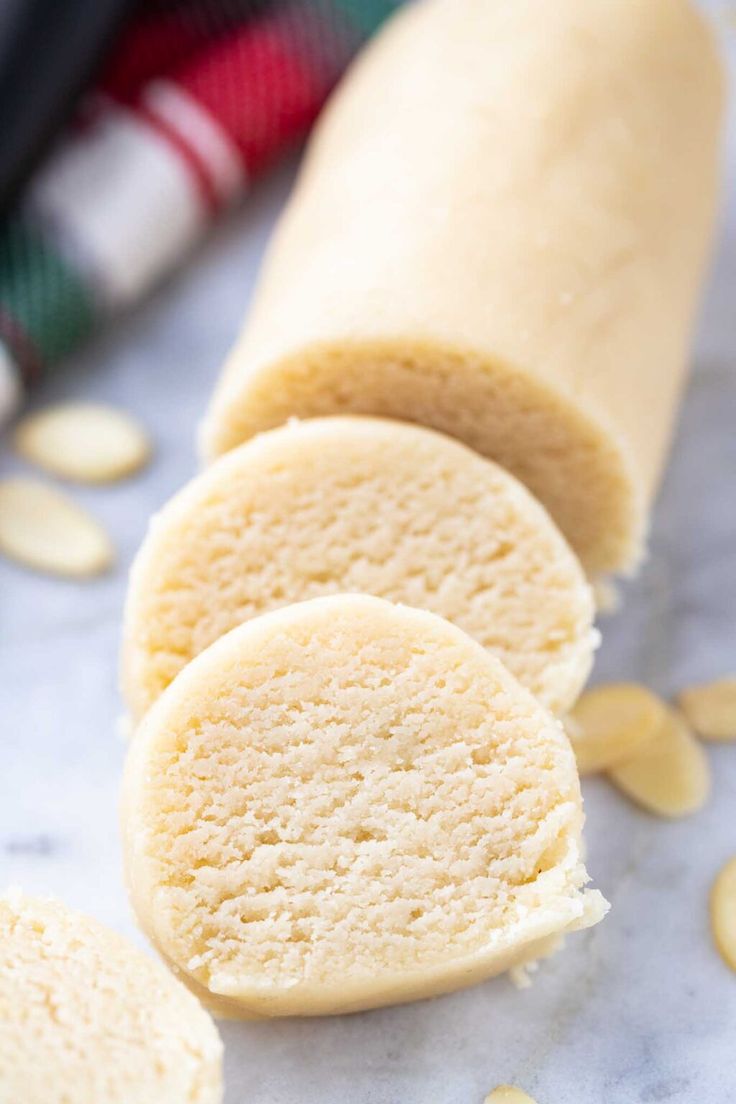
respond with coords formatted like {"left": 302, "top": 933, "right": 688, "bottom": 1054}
{"left": 143, "top": 79, "right": 246, "bottom": 205}
{"left": 26, "top": 105, "right": 207, "bottom": 309}
{"left": 0, "top": 341, "right": 21, "bottom": 424}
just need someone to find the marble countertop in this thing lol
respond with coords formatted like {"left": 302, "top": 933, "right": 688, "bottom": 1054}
{"left": 1, "top": 6, "right": 735, "bottom": 1102}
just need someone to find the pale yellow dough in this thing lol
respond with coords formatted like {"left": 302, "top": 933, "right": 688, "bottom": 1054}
{"left": 0, "top": 891, "right": 222, "bottom": 1104}
{"left": 201, "top": 0, "right": 723, "bottom": 575}
{"left": 122, "top": 417, "right": 595, "bottom": 721}
{"left": 122, "top": 594, "right": 606, "bottom": 1019}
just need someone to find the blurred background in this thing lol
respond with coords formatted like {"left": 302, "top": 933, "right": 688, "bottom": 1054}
{"left": 0, "top": 3, "right": 734, "bottom": 1103}
{"left": 0, "top": 0, "right": 401, "bottom": 420}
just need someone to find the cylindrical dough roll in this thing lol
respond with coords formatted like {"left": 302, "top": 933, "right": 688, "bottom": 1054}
{"left": 201, "top": 0, "right": 723, "bottom": 575}
{"left": 122, "top": 417, "right": 595, "bottom": 721}
{"left": 122, "top": 594, "right": 607, "bottom": 1019}
{"left": 0, "top": 890, "right": 223, "bottom": 1104}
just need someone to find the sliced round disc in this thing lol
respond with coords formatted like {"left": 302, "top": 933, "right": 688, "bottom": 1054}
{"left": 122, "top": 416, "right": 595, "bottom": 721}
{"left": 123, "top": 594, "right": 606, "bottom": 1018}
{"left": 0, "top": 477, "right": 113, "bottom": 577}
{"left": 14, "top": 402, "right": 150, "bottom": 483}
{"left": 0, "top": 890, "right": 222, "bottom": 1104}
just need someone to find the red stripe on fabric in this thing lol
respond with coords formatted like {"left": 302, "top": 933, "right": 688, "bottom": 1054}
{"left": 0, "top": 309, "right": 44, "bottom": 388}
{"left": 100, "top": 15, "right": 203, "bottom": 103}
{"left": 134, "top": 103, "right": 221, "bottom": 216}
{"left": 172, "top": 25, "right": 329, "bottom": 176}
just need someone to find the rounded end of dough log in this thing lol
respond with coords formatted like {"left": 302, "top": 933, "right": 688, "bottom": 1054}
{"left": 122, "top": 416, "right": 595, "bottom": 722}
{"left": 0, "top": 890, "right": 223, "bottom": 1104}
{"left": 199, "top": 0, "right": 724, "bottom": 579}
{"left": 200, "top": 340, "right": 643, "bottom": 577}
{"left": 122, "top": 593, "right": 607, "bottom": 1018}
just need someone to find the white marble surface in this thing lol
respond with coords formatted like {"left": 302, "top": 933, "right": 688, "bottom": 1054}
{"left": 1, "top": 7, "right": 735, "bottom": 1102}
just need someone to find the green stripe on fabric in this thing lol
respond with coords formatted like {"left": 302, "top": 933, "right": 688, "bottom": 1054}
{"left": 0, "top": 218, "right": 96, "bottom": 366}
{"left": 330, "top": 0, "right": 399, "bottom": 37}
{"left": 0, "top": 337, "right": 21, "bottom": 420}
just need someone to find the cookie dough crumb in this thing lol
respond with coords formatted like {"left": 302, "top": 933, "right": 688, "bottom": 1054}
{"left": 485, "top": 1087, "right": 537, "bottom": 1104}
{"left": 608, "top": 708, "right": 710, "bottom": 818}
{"left": 14, "top": 402, "right": 150, "bottom": 483}
{"left": 678, "top": 677, "right": 736, "bottom": 741}
{"left": 566, "top": 684, "right": 667, "bottom": 776}
{"left": 0, "top": 477, "right": 113, "bottom": 577}
{"left": 508, "top": 959, "right": 540, "bottom": 991}
{"left": 592, "top": 579, "right": 621, "bottom": 615}
{"left": 711, "top": 856, "right": 736, "bottom": 972}
{"left": 508, "top": 964, "right": 533, "bottom": 990}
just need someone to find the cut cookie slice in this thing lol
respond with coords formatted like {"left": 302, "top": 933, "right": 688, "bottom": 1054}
{"left": 0, "top": 890, "right": 222, "bottom": 1104}
{"left": 122, "top": 594, "right": 607, "bottom": 1018}
{"left": 122, "top": 417, "right": 595, "bottom": 721}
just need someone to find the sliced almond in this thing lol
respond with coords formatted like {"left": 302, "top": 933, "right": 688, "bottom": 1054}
{"left": 14, "top": 402, "right": 150, "bottom": 483}
{"left": 485, "top": 1088, "right": 537, "bottom": 1104}
{"left": 566, "top": 683, "right": 667, "bottom": 775}
{"left": 608, "top": 707, "right": 710, "bottom": 818}
{"left": 711, "top": 856, "right": 736, "bottom": 972}
{"left": 0, "top": 478, "right": 113, "bottom": 577}
{"left": 678, "top": 677, "right": 736, "bottom": 741}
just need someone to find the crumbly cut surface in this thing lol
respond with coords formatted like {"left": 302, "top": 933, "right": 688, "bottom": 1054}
{"left": 122, "top": 417, "right": 594, "bottom": 720}
{"left": 0, "top": 891, "right": 222, "bottom": 1104}
{"left": 203, "top": 341, "right": 638, "bottom": 577}
{"left": 123, "top": 594, "right": 606, "bottom": 1018}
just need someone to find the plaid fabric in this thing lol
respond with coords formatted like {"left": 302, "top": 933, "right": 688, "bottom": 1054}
{"left": 0, "top": 0, "right": 401, "bottom": 421}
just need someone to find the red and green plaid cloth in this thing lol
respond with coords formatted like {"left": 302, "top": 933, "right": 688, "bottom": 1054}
{"left": 0, "top": 0, "right": 400, "bottom": 422}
